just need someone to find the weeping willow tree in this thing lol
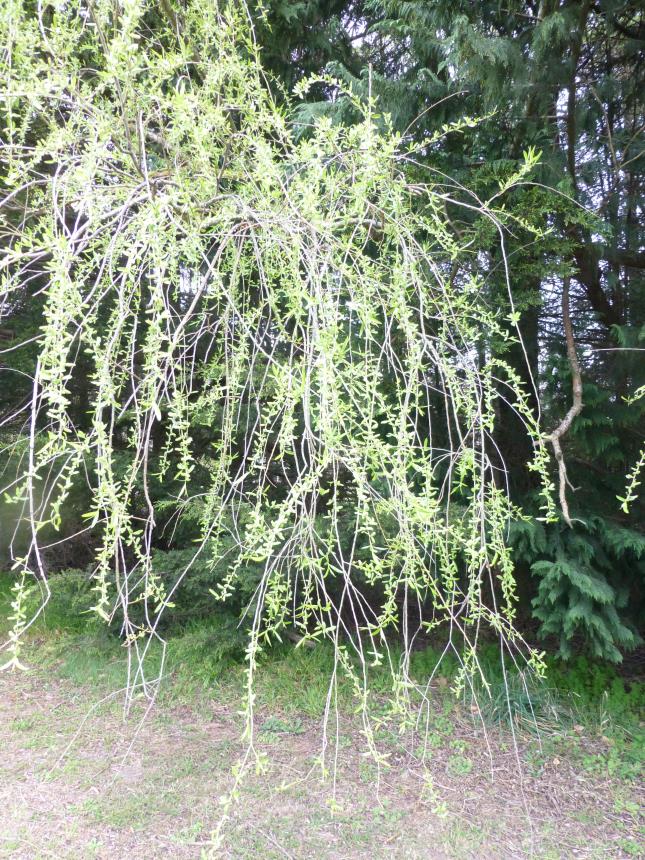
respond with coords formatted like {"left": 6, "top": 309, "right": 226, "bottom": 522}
{"left": 1, "top": 0, "right": 555, "bottom": 769}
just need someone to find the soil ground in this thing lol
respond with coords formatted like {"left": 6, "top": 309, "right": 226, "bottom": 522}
{"left": 1, "top": 660, "right": 643, "bottom": 859}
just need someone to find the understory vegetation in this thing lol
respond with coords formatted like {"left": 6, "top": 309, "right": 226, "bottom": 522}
{"left": 3, "top": 572, "right": 644, "bottom": 730}
{"left": 1, "top": 573, "right": 643, "bottom": 857}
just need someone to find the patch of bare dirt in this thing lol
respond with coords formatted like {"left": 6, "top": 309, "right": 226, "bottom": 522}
{"left": 1, "top": 670, "right": 643, "bottom": 859}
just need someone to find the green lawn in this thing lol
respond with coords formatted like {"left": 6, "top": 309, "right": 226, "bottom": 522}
{"left": 1, "top": 589, "right": 643, "bottom": 859}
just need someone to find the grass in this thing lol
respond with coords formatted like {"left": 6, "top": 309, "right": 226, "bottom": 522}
{"left": 1, "top": 570, "right": 644, "bottom": 858}
{"left": 3, "top": 569, "right": 642, "bottom": 720}
{"left": 2, "top": 568, "right": 644, "bottom": 782}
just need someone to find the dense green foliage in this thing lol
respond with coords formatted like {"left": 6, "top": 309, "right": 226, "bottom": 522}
{"left": 0, "top": 0, "right": 643, "bottom": 724}
{"left": 253, "top": 0, "right": 645, "bottom": 660}
{"left": 1, "top": 0, "right": 561, "bottom": 743}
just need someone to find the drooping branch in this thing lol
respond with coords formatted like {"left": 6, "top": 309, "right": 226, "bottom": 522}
{"left": 0, "top": 0, "right": 555, "bottom": 744}
{"left": 549, "top": 276, "right": 583, "bottom": 527}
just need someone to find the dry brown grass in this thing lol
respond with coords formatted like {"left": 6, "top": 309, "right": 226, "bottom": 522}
{"left": 2, "top": 666, "right": 643, "bottom": 859}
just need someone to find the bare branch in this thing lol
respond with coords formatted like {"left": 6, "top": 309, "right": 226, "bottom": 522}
{"left": 549, "top": 277, "right": 583, "bottom": 527}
